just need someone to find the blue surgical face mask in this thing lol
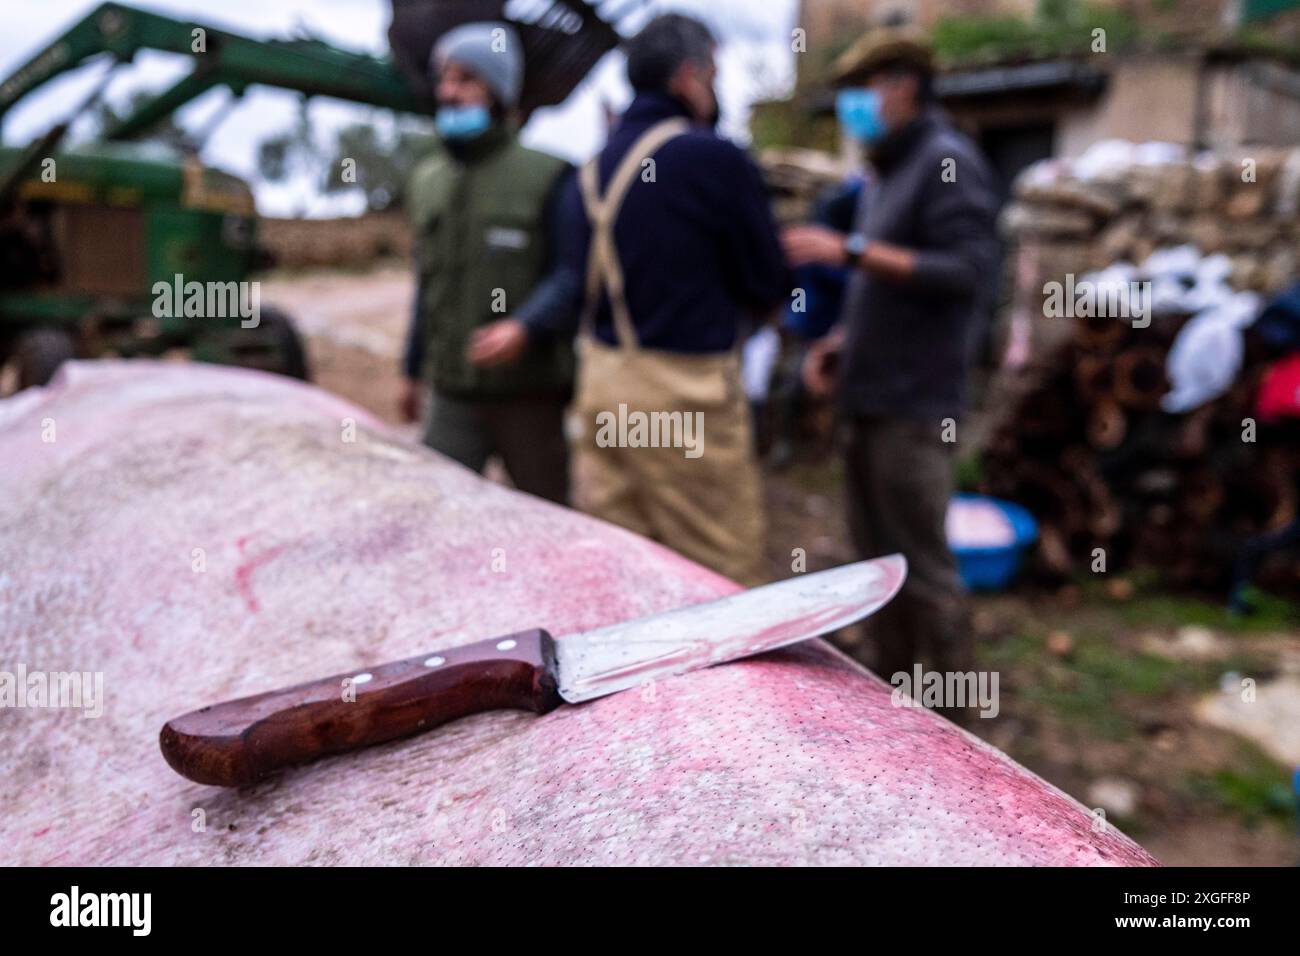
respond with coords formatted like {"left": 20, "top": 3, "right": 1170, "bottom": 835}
{"left": 435, "top": 104, "right": 492, "bottom": 141}
{"left": 836, "top": 88, "right": 886, "bottom": 145}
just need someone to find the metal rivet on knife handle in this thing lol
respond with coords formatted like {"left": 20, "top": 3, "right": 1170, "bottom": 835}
{"left": 159, "top": 628, "right": 562, "bottom": 787}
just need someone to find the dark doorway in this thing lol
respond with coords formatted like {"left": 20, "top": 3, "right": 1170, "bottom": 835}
{"left": 978, "top": 123, "right": 1056, "bottom": 202}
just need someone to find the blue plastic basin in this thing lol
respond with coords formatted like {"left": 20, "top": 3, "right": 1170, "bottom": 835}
{"left": 949, "top": 494, "right": 1039, "bottom": 592}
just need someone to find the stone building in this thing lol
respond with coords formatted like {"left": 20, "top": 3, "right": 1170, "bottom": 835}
{"left": 780, "top": 0, "right": 1300, "bottom": 194}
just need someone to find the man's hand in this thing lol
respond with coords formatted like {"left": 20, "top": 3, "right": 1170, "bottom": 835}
{"left": 468, "top": 318, "right": 528, "bottom": 368}
{"left": 782, "top": 225, "right": 847, "bottom": 268}
{"left": 802, "top": 328, "right": 845, "bottom": 398}
{"left": 398, "top": 378, "right": 422, "bottom": 423}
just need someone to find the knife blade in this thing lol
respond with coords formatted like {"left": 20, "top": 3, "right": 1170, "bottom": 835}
{"left": 160, "top": 554, "right": 905, "bottom": 787}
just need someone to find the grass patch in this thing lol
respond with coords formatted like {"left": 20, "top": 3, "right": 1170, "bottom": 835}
{"left": 1071, "top": 641, "right": 1187, "bottom": 697}
{"left": 979, "top": 626, "right": 1209, "bottom": 739}
{"left": 971, "top": 584, "right": 1298, "bottom": 839}
{"left": 1184, "top": 745, "right": 1297, "bottom": 827}
{"left": 1118, "top": 592, "right": 1298, "bottom": 634}
{"left": 1073, "top": 575, "right": 1299, "bottom": 633}
{"left": 954, "top": 451, "right": 984, "bottom": 492}
{"left": 932, "top": 1, "right": 1140, "bottom": 67}
{"left": 1021, "top": 675, "right": 1134, "bottom": 739}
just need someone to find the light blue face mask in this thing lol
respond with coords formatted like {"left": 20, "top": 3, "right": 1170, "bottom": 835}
{"left": 836, "top": 88, "right": 886, "bottom": 145}
{"left": 435, "top": 104, "right": 492, "bottom": 141}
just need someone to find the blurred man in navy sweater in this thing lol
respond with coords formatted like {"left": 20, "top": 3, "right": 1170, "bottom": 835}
{"left": 471, "top": 14, "right": 788, "bottom": 584}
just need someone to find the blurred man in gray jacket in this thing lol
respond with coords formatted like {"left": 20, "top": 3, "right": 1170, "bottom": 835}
{"left": 783, "top": 28, "right": 1000, "bottom": 699}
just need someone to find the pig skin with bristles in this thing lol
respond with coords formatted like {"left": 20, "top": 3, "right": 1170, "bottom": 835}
{"left": 0, "top": 361, "right": 1158, "bottom": 866}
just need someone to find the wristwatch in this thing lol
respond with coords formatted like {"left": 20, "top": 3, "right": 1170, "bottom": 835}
{"left": 842, "top": 232, "right": 868, "bottom": 267}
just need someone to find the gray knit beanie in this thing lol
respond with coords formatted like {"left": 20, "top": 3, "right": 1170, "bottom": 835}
{"left": 430, "top": 21, "right": 524, "bottom": 109}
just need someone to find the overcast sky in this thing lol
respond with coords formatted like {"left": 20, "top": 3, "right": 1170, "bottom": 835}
{"left": 0, "top": 0, "right": 798, "bottom": 216}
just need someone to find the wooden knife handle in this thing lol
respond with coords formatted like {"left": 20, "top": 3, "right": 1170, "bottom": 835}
{"left": 159, "top": 628, "right": 561, "bottom": 787}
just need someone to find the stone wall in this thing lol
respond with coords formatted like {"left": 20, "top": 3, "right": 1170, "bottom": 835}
{"left": 258, "top": 212, "right": 412, "bottom": 272}
{"left": 999, "top": 142, "right": 1300, "bottom": 362}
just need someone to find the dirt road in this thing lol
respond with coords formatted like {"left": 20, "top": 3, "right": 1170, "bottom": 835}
{"left": 261, "top": 265, "right": 416, "bottom": 432}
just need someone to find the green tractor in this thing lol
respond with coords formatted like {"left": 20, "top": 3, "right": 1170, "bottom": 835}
{"left": 0, "top": 0, "right": 628, "bottom": 390}
{"left": 0, "top": 139, "right": 312, "bottom": 387}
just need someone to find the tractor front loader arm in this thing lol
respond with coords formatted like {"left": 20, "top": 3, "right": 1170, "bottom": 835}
{"left": 0, "top": 2, "right": 435, "bottom": 143}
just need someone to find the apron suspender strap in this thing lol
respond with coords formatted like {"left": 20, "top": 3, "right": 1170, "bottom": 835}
{"left": 578, "top": 118, "right": 690, "bottom": 351}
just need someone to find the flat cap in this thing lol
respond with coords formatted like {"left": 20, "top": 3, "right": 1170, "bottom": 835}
{"left": 831, "top": 26, "right": 934, "bottom": 87}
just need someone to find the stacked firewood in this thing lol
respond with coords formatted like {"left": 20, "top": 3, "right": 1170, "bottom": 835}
{"left": 979, "top": 313, "right": 1298, "bottom": 592}
{"left": 983, "top": 142, "right": 1300, "bottom": 593}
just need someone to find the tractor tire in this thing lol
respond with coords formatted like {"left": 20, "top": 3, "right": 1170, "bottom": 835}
{"left": 195, "top": 307, "right": 311, "bottom": 381}
{"left": 260, "top": 307, "right": 311, "bottom": 381}
{"left": 14, "top": 326, "right": 76, "bottom": 389}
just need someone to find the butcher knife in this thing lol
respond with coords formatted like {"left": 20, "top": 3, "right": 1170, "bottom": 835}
{"left": 160, "top": 554, "right": 906, "bottom": 787}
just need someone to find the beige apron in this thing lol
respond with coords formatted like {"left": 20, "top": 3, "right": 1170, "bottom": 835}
{"left": 572, "top": 119, "right": 766, "bottom": 585}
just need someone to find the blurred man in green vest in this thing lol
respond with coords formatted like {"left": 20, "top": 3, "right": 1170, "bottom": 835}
{"left": 399, "top": 21, "right": 575, "bottom": 504}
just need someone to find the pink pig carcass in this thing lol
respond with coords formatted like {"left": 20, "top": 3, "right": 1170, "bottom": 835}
{"left": 0, "top": 361, "right": 1157, "bottom": 866}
